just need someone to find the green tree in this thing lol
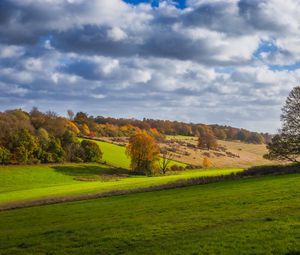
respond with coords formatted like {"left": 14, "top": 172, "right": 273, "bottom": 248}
{"left": 265, "top": 86, "right": 300, "bottom": 163}
{"left": 10, "top": 129, "right": 39, "bottom": 163}
{"left": 81, "top": 140, "right": 102, "bottom": 162}
{"left": 61, "top": 130, "right": 78, "bottom": 148}
{"left": 0, "top": 146, "right": 11, "bottom": 164}
{"left": 47, "top": 137, "right": 65, "bottom": 163}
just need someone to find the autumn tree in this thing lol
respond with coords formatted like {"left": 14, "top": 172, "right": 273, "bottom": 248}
{"left": 126, "top": 131, "right": 160, "bottom": 175}
{"left": 198, "top": 128, "right": 218, "bottom": 150}
{"left": 30, "top": 107, "right": 46, "bottom": 129}
{"left": 81, "top": 123, "right": 91, "bottom": 136}
{"left": 67, "top": 120, "right": 80, "bottom": 135}
{"left": 203, "top": 157, "right": 212, "bottom": 168}
{"left": 265, "top": 86, "right": 300, "bottom": 163}
{"left": 74, "top": 112, "right": 88, "bottom": 125}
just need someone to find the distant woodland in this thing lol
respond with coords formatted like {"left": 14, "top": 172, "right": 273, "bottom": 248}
{"left": 0, "top": 108, "right": 271, "bottom": 165}
{"left": 85, "top": 115, "right": 270, "bottom": 144}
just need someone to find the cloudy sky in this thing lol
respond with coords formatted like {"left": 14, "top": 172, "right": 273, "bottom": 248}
{"left": 1, "top": 0, "right": 300, "bottom": 132}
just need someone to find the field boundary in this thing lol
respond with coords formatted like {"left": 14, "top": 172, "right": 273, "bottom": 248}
{"left": 1, "top": 164, "right": 299, "bottom": 212}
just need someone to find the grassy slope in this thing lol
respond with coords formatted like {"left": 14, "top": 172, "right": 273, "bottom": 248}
{"left": 0, "top": 164, "right": 241, "bottom": 205}
{"left": 88, "top": 139, "right": 187, "bottom": 169}
{"left": 0, "top": 174, "right": 299, "bottom": 254}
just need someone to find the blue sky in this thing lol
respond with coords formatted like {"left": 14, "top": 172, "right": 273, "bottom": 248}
{"left": 0, "top": 0, "right": 300, "bottom": 132}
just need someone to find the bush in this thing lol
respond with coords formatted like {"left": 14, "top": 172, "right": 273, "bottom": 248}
{"left": 170, "top": 164, "right": 185, "bottom": 171}
{"left": 64, "top": 142, "right": 84, "bottom": 163}
{"left": 47, "top": 138, "right": 65, "bottom": 163}
{"left": 10, "top": 129, "right": 39, "bottom": 164}
{"left": 0, "top": 146, "right": 11, "bottom": 164}
{"left": 203, "top": 157, "right": 212, "bottom": 168}
{"left": 39, "top": 151, "right": 55, "bottom": 163}
{"left": 81, "top": 140, "right": 102, "bottom": 162}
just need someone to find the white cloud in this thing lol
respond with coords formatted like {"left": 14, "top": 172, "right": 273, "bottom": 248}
{"left": 0, "top": 44, "right": 25, "bottom": 58}
{"left": 1, "top": 0, "right": 300, "bottom": 132}
{"left": 107, "top": 27, "right": 128, "bottom": 42}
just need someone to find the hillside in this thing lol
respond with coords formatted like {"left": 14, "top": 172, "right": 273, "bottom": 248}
{"left": 100, "top": 136, "right": 274, "bottom": 168}
{"left": 0, "top": 164, "right": 241, "bottom": 208}
{"left": 166, "top": 137, "right": 272, "bottom": 168}
{"left": 85, "top": 139, "right": 186, "bottom": 169}
{"left": 0, "top": 173, "right": 299, "bottom": 254}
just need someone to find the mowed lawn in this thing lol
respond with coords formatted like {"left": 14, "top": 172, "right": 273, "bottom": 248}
{"left": 0, "top": 164, "right": 241, "bottom": 205}
{"left": 85, "top": 139, "right": 187, "bottom": 169}
{"left": 0, "top": 174, "right": 299, "bottom": 254}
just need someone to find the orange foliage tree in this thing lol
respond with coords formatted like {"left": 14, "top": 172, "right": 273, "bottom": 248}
{"left": 202, "top": 157, "right": 212, "bottom": 168}
{"left": 126, "top": 131, "right": 160, "bottom": 175}
{"left": 198, "top": 128, "right": 218, "bottom": 150}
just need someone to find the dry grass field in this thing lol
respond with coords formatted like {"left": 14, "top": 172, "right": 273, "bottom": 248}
{"left": 163, "top": 136, "right": 273, "bottom": 168}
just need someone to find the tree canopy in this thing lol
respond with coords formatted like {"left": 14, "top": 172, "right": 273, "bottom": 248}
{"left": 0, "top": 108, "right": 102, "bottom": 165}
{"left": 265, "top": 86, "right": 300, "bottom": 163}
{"left": 126, "top": 131, "right": 160, "bottom": 175}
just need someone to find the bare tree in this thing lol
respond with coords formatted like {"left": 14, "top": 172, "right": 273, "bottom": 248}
{"left": 67, "top": 109, "right": 75, "bottom": 120}
{"left": 159, "top": 148, "right": 174, "bottom": 174}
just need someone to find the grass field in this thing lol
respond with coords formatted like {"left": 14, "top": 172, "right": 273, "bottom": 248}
{"left": 0, "top": 163, "right": 241, "bottom": 206}
{"left": 83, "top": 138, "right": 187, "bottom": 169}
{"left": 0, "top": 173, "right": 299, "bottom": 254}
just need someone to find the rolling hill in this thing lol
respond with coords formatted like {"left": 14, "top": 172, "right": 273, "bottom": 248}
{"left": 0, "top": 173, "right": 299, "bottom": 254}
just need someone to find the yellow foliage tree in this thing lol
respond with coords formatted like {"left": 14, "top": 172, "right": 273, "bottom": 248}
{"left": 81, "top": 123, "right": 91, "bottom": 136}
{"left": 67, "top": 120, "right": 80, "bottom": 135}
{"left": 203, "top": 157, "right": 212, "bottom": 168}
{"left": 126, "top": 131, "right": 160, "bottom": 175}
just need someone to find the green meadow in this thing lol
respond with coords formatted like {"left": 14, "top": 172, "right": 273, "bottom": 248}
{"left": 0, "top": 173, "right": 299, "bottom": 254}
{"left": 0, "top": 163, "right": 241, "bottom": 206}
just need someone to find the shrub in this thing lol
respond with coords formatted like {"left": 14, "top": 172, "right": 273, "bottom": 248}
{"left": 203, "top": 157, "right": 212, "bottom": 168}
{"left": 0, "top": 146, "right": 11, "bottom": 164}
{"left": 64, "top": 142, "right": 84, "bottom": 163}
{"left": 170, "top": 164, "right": 185, "bottom": 171}
{"left": 81, "top": 140, "right": 103, "bottom": 162}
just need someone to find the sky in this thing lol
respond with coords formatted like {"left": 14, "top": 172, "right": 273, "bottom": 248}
{"left": 1, "top": 0, "right": 300, "bottom": 133}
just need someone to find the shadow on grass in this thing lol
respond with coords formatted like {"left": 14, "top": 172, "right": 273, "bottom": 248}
{"left": 52, "top": 165, "right": 132, "bottom": 178}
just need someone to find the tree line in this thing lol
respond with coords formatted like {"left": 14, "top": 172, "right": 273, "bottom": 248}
{"left": 0, "top": 108, "right": 102, "bottom": 164}
{"left": 73, "top": 113, "right": 269, "bottom": 144}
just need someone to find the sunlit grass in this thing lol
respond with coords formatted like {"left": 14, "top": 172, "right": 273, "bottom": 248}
{"left": 0, "top": 173, "right": 299, "bottom": 254}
